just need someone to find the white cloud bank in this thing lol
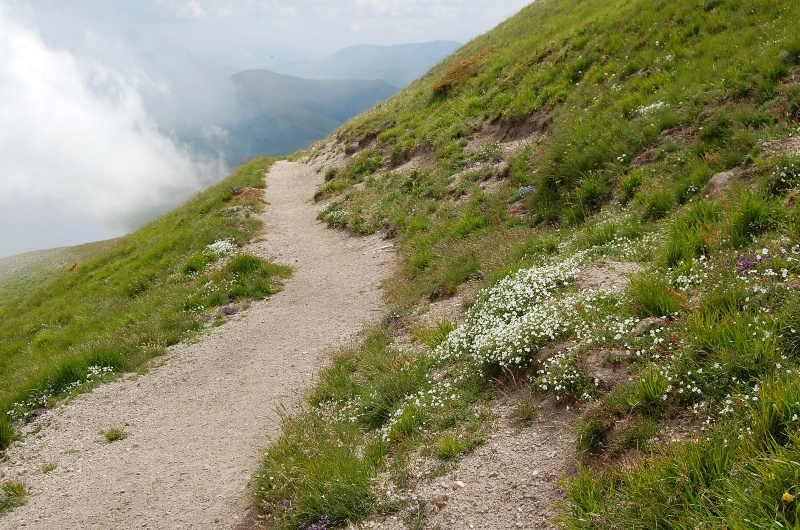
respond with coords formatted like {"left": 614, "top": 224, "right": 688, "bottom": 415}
{"left": 0, "top": 4, "right": 227, "bottom": 257}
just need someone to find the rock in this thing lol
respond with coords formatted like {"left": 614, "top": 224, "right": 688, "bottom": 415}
{"left": 430, "top": 493, "right": 449, "bottom": 508}
{"left": 453, "top": 480, "right": 466, "bottom": 489}
{"left": 424, "top": 503, "right": 439, "bottom": 518}
{"left": 633, "top": 317, "right": 665, "bottom": 336}
{"left": 703, "top": 167, "right": 743, "bottom": 198}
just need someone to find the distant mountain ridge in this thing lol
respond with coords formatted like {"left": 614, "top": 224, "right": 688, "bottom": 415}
{"left": 196, "top": 41, "right": 462, "bottom": 165}
{"left": 221, "top": 70, "right": 397, "bottom": 164}
{"left": 272, "top": 40, "right": 461, "bottom": 88}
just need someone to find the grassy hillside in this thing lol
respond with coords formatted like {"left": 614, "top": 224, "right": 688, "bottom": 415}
{"left": 0, "top": 241, "right": 117, "bottom": 307}
{"left": 0, "top": 158, "right": 290, "bottom": 450}
{"left": 254, "top": 0, "right": 800, "bottom": 528}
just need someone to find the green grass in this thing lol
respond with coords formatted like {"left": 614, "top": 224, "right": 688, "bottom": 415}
{"left": 255, "top": 413, "right": 375, "bottom": 529}
{"left": 0, "top": 481, "right": 26, "bottom": 515}
{"left": 103, "top": 428, "right": 127, "bottom": 443}
{"left": 0, "top": 158, "right": 291, "bottom": 450}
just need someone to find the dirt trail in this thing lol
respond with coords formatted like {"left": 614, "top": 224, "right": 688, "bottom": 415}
{"left": 0, "top": 161, "right": 394, "bottom": 529}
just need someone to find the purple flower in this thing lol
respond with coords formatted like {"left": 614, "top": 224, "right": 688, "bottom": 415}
{"left": 736, "top": 256, "right": 757, "bottom": 272}
{"left": 300, "top": 516, "right": 331, "bottom": 530}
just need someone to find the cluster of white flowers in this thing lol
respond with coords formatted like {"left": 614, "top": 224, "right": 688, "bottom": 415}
{"left": 636, "top": 101, "right": 669, "bottom": 114}
{"left": 436, "top": 253, "right": 588, "bottom": 369}
{"left": 771, "top": 160, "right": 799, "bottom": 190}
{"left": 320, "top": 202, "right": 350, "bottom": 228}
{"left": 8, "top": 365, "right": 115, "bottom": 422}
{"left": 536, "top": 350, "right": 596, "bottom": 402}
{"left": 204, "top": 238, "right": 237, "bottom": 257}
{"left": 8, "top": 390, "right": 50, "bottom": 422}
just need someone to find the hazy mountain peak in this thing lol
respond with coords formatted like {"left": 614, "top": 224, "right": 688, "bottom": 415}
{"left": 272, "top": 40, "right": 462, "bottom": 88}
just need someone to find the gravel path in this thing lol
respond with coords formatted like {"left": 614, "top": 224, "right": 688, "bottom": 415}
{"left": 0, "top": 160, "right": 394, "bottom": 529}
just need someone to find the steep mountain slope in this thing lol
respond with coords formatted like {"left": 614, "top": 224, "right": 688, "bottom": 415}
{"left": 253, "top": 0, "right": 800, "bottom": 528}
{"left": 226, "top": 70, "right": 397, "bottom": 163}
{"left": 272, "top": 41, "right": 462, "bottom": 88}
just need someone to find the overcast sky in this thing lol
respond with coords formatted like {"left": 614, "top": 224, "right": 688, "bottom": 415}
{"left": 0, "top": 0, "right": 531, "bottom": 259}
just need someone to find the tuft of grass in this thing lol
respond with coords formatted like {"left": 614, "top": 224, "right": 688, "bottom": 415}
{"left": 618, "top": 171, "right": 643, "bottom": 205}
{"left": 640, "top": 190, "right": 674, "bottom": 222}
{"left": 412, "top": 319, "right": 456, "bottom": 349}
{"left": 727, "top": 192, "right": 781, "bottom": 248}
{"left": 575, "top": 412, "right": 608, "bottom": 456}
{"left": 255, "top": 413, "right": 375, "bottom": 529}
{"left": 0, "top": 480, "right": 27, "bottom": 515}
{"left": 627, "top": 275, "right": 681, "bottom": 318}
{"left": 434, "top": 432, "right": 485, "bottom": 460}
{"left": 512, "top": 395, "right": 540, "bottom": 427}
{"left": 0, "top": 416, "right": 12, "bottom": 451}
{"left": 104, "top": 428, "right": 128, "bottom": 443}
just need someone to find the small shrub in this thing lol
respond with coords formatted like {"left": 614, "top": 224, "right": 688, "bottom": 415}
{"left": 513, "top": 395, "right": 540, "bottom": 426}
{"left": 344, "top": 152, "right": 382, "bottom": 182}
{"left": 104, "top": 428, "right": 127, "bottom": 443}
{"left": 541, "top": 235, "right": 560, "bottom": 254}
{"left": 434, "top": 433, "right": 465, "bottom": 459}
{"left": 433, "top": 52, "right": 486, "bottom": 97}
{"left": 662, "top": 233, "right": 705, "bottom": 268}
{"left": 408, "top": 247, "right": 433, "bottom": 274}
{"left": 450, "top": 214, "right": 489, "bottom": 239}
{"left": 182, "top": 253, "right": 210, "bottom": 275}
{"left": 434, "top": 432, "right": 484, "bottom": 460}
{"left": 412, "top": 320, "right": 455, "bottom": 349}
{"left": 575, "top": 413, "right": 608, "bottom": 456}
{"left": 636, "top": 367, "right": 670, "bottom": 410}
{"left": 618, "top": 171, "right": 643, "bottom": 205}
{"left": 608, "top": 415, "right": 657, "bottom": 453}
{"left": 699, "top": 114, "right": 732, "bottom": 145}
{"left": 577, "top": 174, "right": 612, "bottom": 212}
{"left": 777, "top": 296, "right": 800, "bottom": 357}
{"left": 580, "top": 221, "right": 618, "bottom": 248}
{"left": 324, "top": 167, "right": 339, "bottom": 182}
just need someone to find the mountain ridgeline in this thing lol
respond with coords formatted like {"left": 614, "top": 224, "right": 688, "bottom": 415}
{"left": 272, "top": 41, "right": 462, "bottom": 89}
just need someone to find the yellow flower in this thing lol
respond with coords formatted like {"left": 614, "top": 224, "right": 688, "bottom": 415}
{"left": 783, "top": 491, "right": 795, "bottom": 503}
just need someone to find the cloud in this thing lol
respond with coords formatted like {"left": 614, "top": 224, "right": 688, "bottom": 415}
{"left": 0, "top": 3, "right": 227, "bottom": 257}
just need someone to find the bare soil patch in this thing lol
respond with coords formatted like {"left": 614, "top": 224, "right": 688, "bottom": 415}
{"left": 577, "top": 260, "right": 642, "bottom": 292}
{"left": 630, "top": 126, "right": 697, "bottom": 169}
